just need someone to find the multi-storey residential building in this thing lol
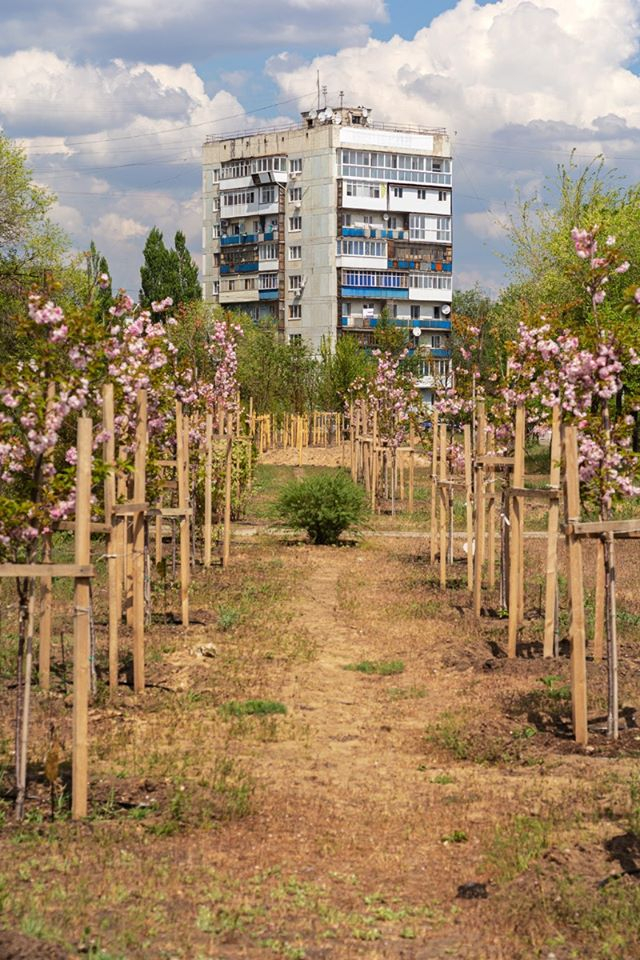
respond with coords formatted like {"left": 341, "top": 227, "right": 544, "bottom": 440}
{"left": 202, "top": 106, "right": 452, "bottom": 399}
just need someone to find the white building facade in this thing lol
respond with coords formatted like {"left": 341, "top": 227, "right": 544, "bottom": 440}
{"left": 202, "top": 106, "right": 453, "bottom": 398}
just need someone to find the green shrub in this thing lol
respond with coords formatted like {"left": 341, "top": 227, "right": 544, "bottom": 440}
{"left": 275, "top": 469, "right": 367, "bottom": 545}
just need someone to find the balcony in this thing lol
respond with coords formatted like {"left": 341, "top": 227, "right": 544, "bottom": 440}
{"left": 221, "top": 261, "right": 259, "bottom": 275}
{"left": 220, "top": 230, "right": 276, "bottom": 247}
{"left": 259, "top": 290, "right": 278, "bottom": 301}
{"left": 341, "top": 286, "right": 409, "bottom": 300}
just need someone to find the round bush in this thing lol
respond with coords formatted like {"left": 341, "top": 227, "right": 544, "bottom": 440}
{"left": 275, "top": 469, "right": 367, "bottom": 545}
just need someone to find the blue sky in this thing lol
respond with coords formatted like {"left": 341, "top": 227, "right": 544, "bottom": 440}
{"left": 1, "top": 0, "right": 640, "bottom": 296}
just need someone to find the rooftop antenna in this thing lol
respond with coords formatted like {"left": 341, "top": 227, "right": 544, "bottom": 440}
{"left": 316, "top": 70, "right": 321, "bottom": 112}
{"left": 322, "top": 85, "right": 328, "bottom": 108}
{"left": 339, "top": 90, "right": 344, "bottom": 110}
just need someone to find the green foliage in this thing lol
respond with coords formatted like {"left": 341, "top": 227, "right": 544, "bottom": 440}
{"left": 317, "top": 335, "right": 373, "bottom": 409}
{"left": 485, "top": 815, "right": 549, "bottom": 882}
{"left": 139, "top": 227, "right": 201, "bottom": 308}
{"left": 275, "top": 469, "right": 367, "bottom": 544}
{"left": 0, "top": 132, "right": 68, "bottom": 351}
{"left": 343, "top": 659, "right": 405, "bottom": 676}
{"left": 219, "top": 699, "right": 287, "bottom": 718}
{"left": 235, "top": 316, "right": 318, "bottom": 415}
{"left": 441, "top": 830, "right": 468, "bottom": 843}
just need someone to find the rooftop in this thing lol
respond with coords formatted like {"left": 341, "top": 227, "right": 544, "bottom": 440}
{"left": 204, "top": 106, "right": 447, "bottom": 145}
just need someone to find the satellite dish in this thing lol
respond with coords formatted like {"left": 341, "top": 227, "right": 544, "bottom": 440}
{"left": 412, "top": 327, "right": 422, "bottom": 338}
{"left": 333, "top": 115, "right": 342, "bottom": 124}
{"left": 362, "top": 108, "right": 369, "bottom": 118}
{"left": 441, "top": 304, "right": 451, "bottom": 315}
{"left": 324, "top": 108, "right": 334, "bottom": 120}
{"left": 308, "top": 109, "right": 317, "bottom": 119}
{"left": 382, "top": 213, "right": 389, "bottom": 221}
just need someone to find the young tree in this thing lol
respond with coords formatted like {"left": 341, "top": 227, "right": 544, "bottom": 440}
{"left": 0, "top": 133, "right": 68, "bottom": 349}
{"left": 139, "top": 227, "right": 172, "bottom": 307}
{"left": 172, "top": 230, "right": 201, "bottom": 304}
{"left": 139, "top": 227, "right": 201, "bottom": 309}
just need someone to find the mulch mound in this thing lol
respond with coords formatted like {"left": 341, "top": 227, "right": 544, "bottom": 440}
{"left": 0, "top": 931, "right": 69, "bottom": 960}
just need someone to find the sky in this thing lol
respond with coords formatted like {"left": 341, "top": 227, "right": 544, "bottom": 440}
{"left": 2, "top": 0, "right": 640, "bottom": 298}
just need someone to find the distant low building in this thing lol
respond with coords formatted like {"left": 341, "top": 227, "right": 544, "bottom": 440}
{"left": 202, "top": 105, "right": 453, "bottom": 401}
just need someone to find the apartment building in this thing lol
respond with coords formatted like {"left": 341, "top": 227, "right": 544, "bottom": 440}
{"left": 202, "top": 105, "right": 452, "bottom": 398}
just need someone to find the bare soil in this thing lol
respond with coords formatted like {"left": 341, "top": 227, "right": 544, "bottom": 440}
{"left": 2, "top": 464, "right": 640, "bottom": 959}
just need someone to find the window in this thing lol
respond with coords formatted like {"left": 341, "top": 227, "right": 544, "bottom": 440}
{"left": 343, "top": 270, "right": 406, "bottom": 288}
{"left": 410, "top": 305, "right": 420, "bottom": 321}
{"left": 289, "top": 275, "right": 302, "bottom": 291}
{"left": 417, "top": 189, "right": 427, "bottom": 200}
{"left": 288, "top": 245, "right": 302, "bottom": 260}
{"left": 387, "top": 216, "right": 398, "bottom": 229}
{"left": 259, "top": 273, "right": 278, "bottom": 290}
{"left": 222, "top": 189, "right": 256, "bottom": 207}
{"left": 289, "top": 305, "right": 302, "bottom": 320}
{"left": 362, "top": 215, "right": 374, "bottom": 225}
{"left": 336, "top": 240, "right": 386, "bottom": 257}
{"left": 290, "top": 158, "right": 302, "bottom": 173}
{"left": 431, "top": 335, "right": 441, "bottom": 348}
{"left": 339, "top": 150, "right": 451, "bottom": 186}
{"left": 220, "top": 160, "right": 250, "bottom": 179}
{"left": 288, "top": 216, "right": 302, "bottom": 231}
{"left": 213, "top": 280, "right": 219, "bottom": 295}
{"left": 408, "top": 273, "right": 452, "bottom": 290}
{"left": 260, "top": 242, "right": 278, "bottom": 261}
{"left": 392, "top": 304, "right": 398, "bottom": 319}
{"left": 344, "top": 180, "right": 381, "bottom": 199}
{"left": 251, "top": 156, "right": 287, "bottom": 174}
{"left": 289, "top": 186, "right": 302, "bottom": 202}
{"left": 289, "top": 333, "right": 302, "bottom": 344}
{"left": 212, "top": 224, "right": 220, "bottom": 239}
{"left": 342, "top": 213, "right": 352, "bottom": 226}
{"left": 260, "top": 186, "right": 276, "bottom": 204}
{"left": 434, "top": 306, "right": 440, "bottom": 319}
{"left": 342, "top": 302, "right": 351, "bottom": 315}
{"left": 436, "top": 216, "right": 451, "bottom": 241}
{"left": 393, "top": 187, "right": 403, "bottom": 198}
{"left": 438, "top": 190, "right": 448, "bottom": 202}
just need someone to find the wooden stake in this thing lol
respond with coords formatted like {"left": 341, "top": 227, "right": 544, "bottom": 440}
{"left": 473, "top": 402, "right": 486, "bottom": 617}
{"left": 463, "top": 424, "right": 473, "bottom": 592}
{"left": 507, "top": 404, "right": 525, "bottom": 657}
{"left": 408, "top": 423, "right": 415, "bottom": 514}
{"left": 72, "top": 416, "right": 92, "bottom": 819}
{"left": 132, "top": 390, "right": 146, "bottom": 693}
{"left": 487, "top": 435, "right": 496, "bottom": 592}
{"left": 563, "top": 424, "right": 588, "bottom": 746}
{"left": 203, "top": 412, "right": 213, "bottom": 568}
{"left": 222, "top": 412, "right": 233, "bottom": 568}
{"left": 176, "top": 402, "right": 190, "bottom": 627}
{"left": 439, "top": 424, "right": 448, "bottom": 589}
{"left": 543, "top": 406, "right": 561, "bottom": 658}
{"left": 102, "top": 384, "right": 119, "bottom": 694}
{"left": 38, "top": 382, "right": 56, "bottom": 691}
{"left": 430, "top": 411, "right": 439, "bottom": 565}
{"left": 593, "top": 538, "right": 605, "bottom": 662}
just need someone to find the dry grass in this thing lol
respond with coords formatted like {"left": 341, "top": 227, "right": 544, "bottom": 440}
{"left": 2, "top": 470, "right": 640, "bottom": 958}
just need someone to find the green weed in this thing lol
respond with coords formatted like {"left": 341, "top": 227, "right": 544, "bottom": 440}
{"left": 343, "top": 660, "right": 405, "bottom": 676}
{"left": 219, "top": 699, "right": 287, "bottom": 718}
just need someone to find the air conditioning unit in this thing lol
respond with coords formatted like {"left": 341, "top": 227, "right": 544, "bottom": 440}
{"left": 300, "top": 276, "right": 307, "bottom": 289}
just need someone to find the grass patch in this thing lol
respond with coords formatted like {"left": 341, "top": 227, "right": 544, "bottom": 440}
{"left": 219, "top": 699, "right": 287, "bottom": 718}
{"left": 343, "top": 660, "right": 405, "bottom": 676}
{"left": 485, "top": 815, "right": 549, "bottom": 882}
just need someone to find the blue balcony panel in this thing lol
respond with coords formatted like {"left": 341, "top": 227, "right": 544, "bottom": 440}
{"left": 341, "top": 286, "right": 409, "bottom": 300}
{"left": 430, "top": 348, "right": 451, "bottom": 358}
{"left": 221, "top": 233, "right": 258, "bottom": 247}
{"left": 220, "top": 265, "right": 231, "bottom": 275}
{"left": 417, "top": 319, "right": 451, "bottom": 330}
{"left": 341, "top": 227, "right": 378, "bottom": 238}
{"left": 236, "top": 261, "right": 259, "bottom": 273}
{"left": 259, "top": 290, "right": 278, "bottom": 301}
